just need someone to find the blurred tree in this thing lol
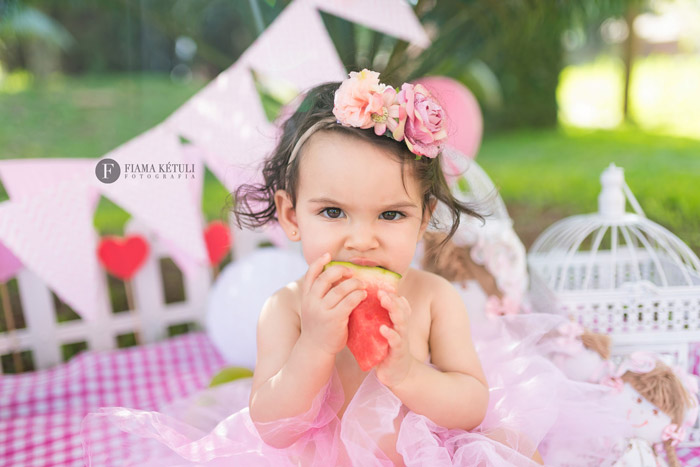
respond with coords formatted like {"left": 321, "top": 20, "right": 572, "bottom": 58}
{"left": 385, "top": 0, "right": 647, "bottom": 130}
{"left": 2, "top": 0, "right": 279, "bottom": 75}
{"left": 0, "top": 0, "right": 74, "bottom": 76}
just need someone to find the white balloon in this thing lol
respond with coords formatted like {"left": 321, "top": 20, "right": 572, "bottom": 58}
{"left": 205, "top": 248, "right": 308, "bottom": 368}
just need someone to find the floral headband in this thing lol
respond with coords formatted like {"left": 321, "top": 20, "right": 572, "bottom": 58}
{"left": 288, "top": 69, "right": 448, "bottom": 165}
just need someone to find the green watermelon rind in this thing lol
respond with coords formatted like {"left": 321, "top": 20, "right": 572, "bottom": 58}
{"left": 324, "top": 261, "right": 402, "bottom": 283}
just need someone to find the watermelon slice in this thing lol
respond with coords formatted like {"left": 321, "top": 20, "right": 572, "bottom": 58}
{"left": 325, "top": 261, "right": 402, "bottom": 371}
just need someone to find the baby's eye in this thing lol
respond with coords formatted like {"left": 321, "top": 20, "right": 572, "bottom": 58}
{"left": 380, "top": 211, "right": 404, "bottom": 221}
{"left": 321, "top": 207, "right": 344, "bottom": 219}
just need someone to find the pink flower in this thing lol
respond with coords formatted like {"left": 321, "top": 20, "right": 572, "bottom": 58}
{"left": 370, "top": 86, "right": 403, "bottom": 136}
{"left": 333, "top": 69, "right": 384, "bottom": 129}
{"left": 393, "top": 83, "right": 447, "bottom": 158}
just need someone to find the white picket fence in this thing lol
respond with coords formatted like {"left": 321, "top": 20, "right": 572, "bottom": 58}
{"left": 0, "top": 217, "right": 275, "bottom": 374}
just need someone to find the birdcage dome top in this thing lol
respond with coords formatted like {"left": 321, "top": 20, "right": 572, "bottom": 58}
{"left": 528, "top": 164, "right": 700, "bottom": 292}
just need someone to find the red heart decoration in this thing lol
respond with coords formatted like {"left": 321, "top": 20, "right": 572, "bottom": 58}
{"left": 97, "top": 235, "right": 150, "bottom": 280}
{"left": 204, "top": 221, "right": 232, "bottom": 266}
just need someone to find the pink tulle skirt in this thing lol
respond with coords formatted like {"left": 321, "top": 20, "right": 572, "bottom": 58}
{"left": 81, "top": 313, "right": 631, "bottom": 466}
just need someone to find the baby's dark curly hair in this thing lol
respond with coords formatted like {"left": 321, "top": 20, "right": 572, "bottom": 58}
{"left": 231, "top": 81, "right": 483, "bottom": 245}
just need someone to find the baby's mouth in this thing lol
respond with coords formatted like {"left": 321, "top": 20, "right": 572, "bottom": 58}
{"left": 350, "top": 258, "right": 380, "bottom": 267}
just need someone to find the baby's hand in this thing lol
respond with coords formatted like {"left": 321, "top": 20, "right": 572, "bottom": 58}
{"left": 299, "top": 253, "right": 367, "bottom": 357}
{"left": 375, "top": 290, "right": 416, "bottom": 388}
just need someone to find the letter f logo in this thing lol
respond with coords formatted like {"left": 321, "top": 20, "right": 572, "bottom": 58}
{"left": 102, "top": 163, "right": 114, "bottom": 180}
{"left": 95, "top": 158, "right": 120, "bottom": 184}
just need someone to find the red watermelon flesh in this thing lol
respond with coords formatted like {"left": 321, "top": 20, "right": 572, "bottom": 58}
{"left": 325, "top": 262, "right": 401, "bottom": 371}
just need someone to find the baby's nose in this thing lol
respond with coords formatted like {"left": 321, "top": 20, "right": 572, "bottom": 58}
{"left": 344, "top": 223, "right": 379, "bottom": 251}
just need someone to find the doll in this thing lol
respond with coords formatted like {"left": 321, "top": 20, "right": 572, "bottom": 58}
{"left": 540, "top": 320, "right": 614, "bottom": 384}
{"left": 610, "top": 354, "right": 698, "bottom": 467}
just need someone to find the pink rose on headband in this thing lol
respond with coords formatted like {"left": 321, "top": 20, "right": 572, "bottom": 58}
{"left": 394, "top": 83, "right": 447, "bottom": 158}
{"left": 333, "top": 69, "right": 384, "bottom": 129}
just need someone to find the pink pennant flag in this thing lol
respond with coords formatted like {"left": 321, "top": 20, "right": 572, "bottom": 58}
{"left": 0, "top": 240, "right": 22, "bottom": 283}
{"left": 0, "top": 179, "right": 103, "bottom": 320}
{"left": 311, "top": 0, "right": 431, "bottom": 48}
{"left": 165, "top": 0, "right": 347, "bottom": 193}
{"left": 243, "top": 0, "right": 347, "bottom": 90}
{"left": 95, "top": 125, "right": 209, "bottom": 274}
{"left": 0, "top": 159, "right": 100, "bottom": 211}
{"left": 165, "top": 64, "right": 274, "bottom": 189}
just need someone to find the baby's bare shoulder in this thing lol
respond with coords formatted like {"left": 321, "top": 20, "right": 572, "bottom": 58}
{"left": 403, "top": 267, "right": 455, "bottom": 293}
{"left": 260, "top": 279, "right": 302, "bottom": 323}
{"left": 403, "top": 268, "right": 458, "bottom": 302}
{"left": 404, "top": 268, "right": 465, "bottom": 318}
{"left": 269, "top": 279, "right": 301, "bottom": 304}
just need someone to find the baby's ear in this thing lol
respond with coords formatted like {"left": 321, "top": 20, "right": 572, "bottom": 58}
{"left": 274, "top": 190, "right": 300, "bottom": 241}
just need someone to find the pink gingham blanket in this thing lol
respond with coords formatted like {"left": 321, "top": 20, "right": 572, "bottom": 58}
{"left": 2, "top": 335, "right": 700, "bottom": 466}
{"left": 0, "top": 332, "right": 226, "bottom": 467}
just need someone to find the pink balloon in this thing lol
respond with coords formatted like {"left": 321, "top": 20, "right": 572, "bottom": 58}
{"left": 414, "top": 76, "right": 483, "bottom": 160}
{"left": 0, "top": 240, "right": 22, "bottom": 282}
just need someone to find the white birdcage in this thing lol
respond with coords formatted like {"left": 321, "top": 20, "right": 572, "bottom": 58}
{"left": 528, "top": 163, "right": 700, "bottom": 335}
{"left": 528, "top": 163, "right": 700, "bottom": 444}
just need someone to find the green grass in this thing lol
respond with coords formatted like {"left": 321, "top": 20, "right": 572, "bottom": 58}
{"left": 0, "top": 72, "right": 204, "bottom": 159}
{"left": 478, "top": 126, "right": 700, "bottom": 253}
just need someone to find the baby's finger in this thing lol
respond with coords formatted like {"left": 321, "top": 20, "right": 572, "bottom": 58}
{"left": 334, "top": 289, "right": 367, "bottom": 318}
{"left": 379, "top": 291, "right": 408, "bottom": 334}
{"left": 380, "top": 324, "right": 401, "bottom": 350}
{"left": 313, "top": 265, "right": 353, "bottom": 298}
{"left": 303, "top": 253, "right": 331, "bottom": 295}
{"left": 324, "top": 278, "right": 365, "bottom": 309}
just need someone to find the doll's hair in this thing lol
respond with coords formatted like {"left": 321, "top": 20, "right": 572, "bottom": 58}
{"left": 421, "top": 231, "right": 500, "bottom": 296}
{"left": 622, "top": 361, "right": 695, "bottom": 467}
{"left": 621, "top": 361, "right": 693, "bottom": 426}
{"left": 580, "top": 331, "right": 611, "bottom": 360}
{"left": 232, "top": 81, "right": 483, "bottom": 245}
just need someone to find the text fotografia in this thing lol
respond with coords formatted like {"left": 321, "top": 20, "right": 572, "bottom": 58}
{"left": 123, "top": 163, "right": 196, "bottom": 180}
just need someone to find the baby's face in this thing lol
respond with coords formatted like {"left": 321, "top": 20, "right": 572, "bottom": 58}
{"left": 293, "top": 131, "right": 428, "bottom": 276}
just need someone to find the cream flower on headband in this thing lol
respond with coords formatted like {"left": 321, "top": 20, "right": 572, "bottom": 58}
{"left": 333, "top": 69, "right": 383, "bottom": 129}
{"left": 332, "top": 69, "right": 447, "bottom": 159}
